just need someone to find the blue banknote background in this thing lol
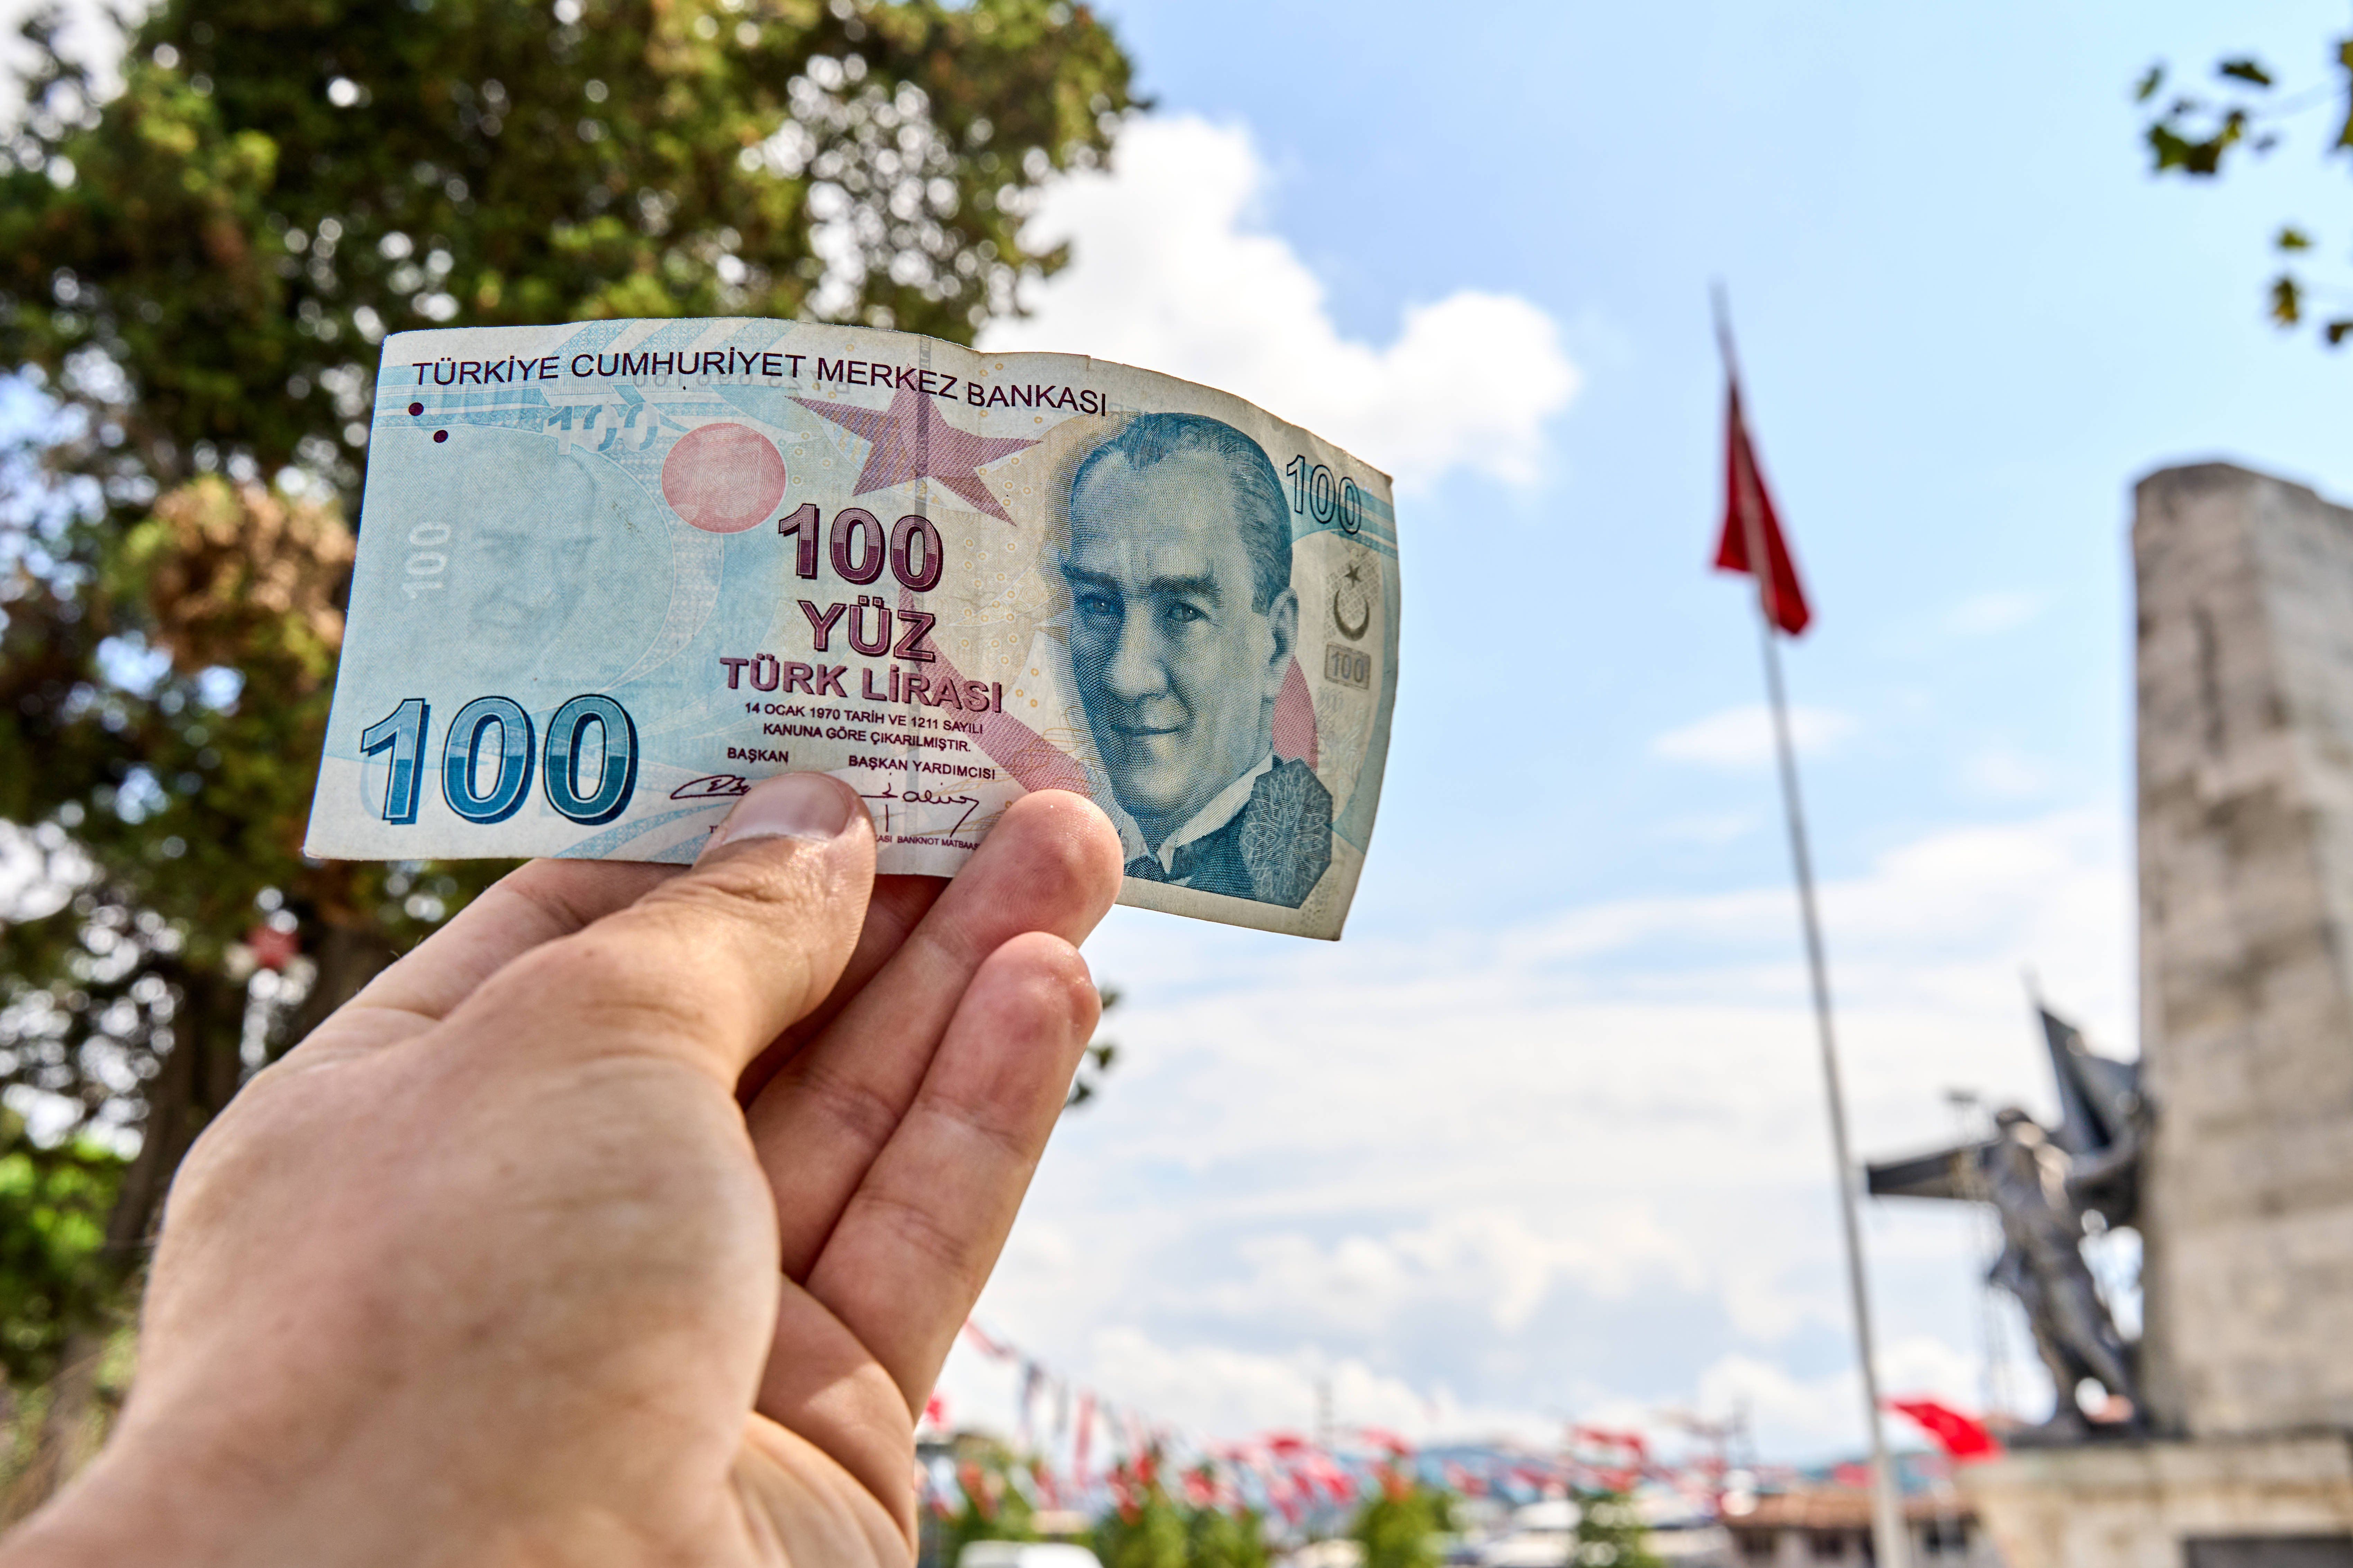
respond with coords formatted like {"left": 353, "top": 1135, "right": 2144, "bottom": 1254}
{"left": 336, "top": 322, "right": 844, "bottom": 863}
{"left": 313, "top": 319, "right": 1399, "bottom": 935}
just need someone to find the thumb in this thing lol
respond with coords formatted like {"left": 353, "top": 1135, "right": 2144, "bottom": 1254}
{"left": 449, "top": 772, "right": 878, "bottom": 1085}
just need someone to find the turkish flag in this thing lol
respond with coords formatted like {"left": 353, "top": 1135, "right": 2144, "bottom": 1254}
{"left": 1713, "top": 382, "right": 1811, "bottom": 636}
{"left": 1888, "top": 1397, "right": 2001, "bottom": 1461}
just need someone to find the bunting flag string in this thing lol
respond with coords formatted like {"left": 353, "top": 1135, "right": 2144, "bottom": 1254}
{"left": 927, "top": 1319, "right": 1816, "bottom": 1529}
{"left": 937, "top": 1318, "right": 1452, "bottom": 1526}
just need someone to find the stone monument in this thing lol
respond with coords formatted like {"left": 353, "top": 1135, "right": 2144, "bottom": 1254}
{"left": 1957, "top": 464, "right": 2353, "bottom": 1568}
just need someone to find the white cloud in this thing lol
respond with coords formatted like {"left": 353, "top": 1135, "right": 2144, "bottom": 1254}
{"left": 980, "top": 115, "right": 1578, "bottom": 492}
{"left": 1511, "top": 809, "right": 2122, "bottom": 985}
{"left": 1696, "top": 1335, "right": 1987, "bottom": 1458}
{"left": 1207, "top": 1209, "right": 1704, "bottom": 1338}
{"left": 1086, "top": 1329, "right": 1441, "bottom": 1442}
{"left": 1652, "top": 703, "right": 1855, "bottom": 769}
{"left": 947, "top": 807, "right": 2124, "bottom": 1459}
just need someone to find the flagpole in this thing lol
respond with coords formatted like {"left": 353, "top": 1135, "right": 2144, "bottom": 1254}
{"left": 1712, "top": 286, "right": 1909, "bottom": 1568}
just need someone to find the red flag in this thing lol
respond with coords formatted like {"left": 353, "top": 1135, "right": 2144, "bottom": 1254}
{"left": 1887, "top": 1397, "right": 2001, "bottom": 1461}
{"left": 960, "top": 1321, "right": 1014, "bottom": 1359}
{"left": 1713, "top": 382, "right": 1811, "bottom": 636}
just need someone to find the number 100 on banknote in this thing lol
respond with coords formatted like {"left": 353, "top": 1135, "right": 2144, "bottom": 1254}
{"left": 306, "top": 320, "right": 1400, "bottom": 939}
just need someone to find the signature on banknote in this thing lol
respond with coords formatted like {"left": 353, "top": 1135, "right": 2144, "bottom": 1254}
{"left": 860, "top": 785, "right": 982, "bottom": 840}
{"left": 669, "top": 774, "right": 752, "bottom": 801}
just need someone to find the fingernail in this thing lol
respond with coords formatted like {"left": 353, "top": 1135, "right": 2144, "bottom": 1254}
{"left": 703, "top": 773, "right": 857, "bottom": 856}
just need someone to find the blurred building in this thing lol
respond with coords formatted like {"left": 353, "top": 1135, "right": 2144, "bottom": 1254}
{"left": 1720, "top": 1488, "right": 1994, "bottom": 1567}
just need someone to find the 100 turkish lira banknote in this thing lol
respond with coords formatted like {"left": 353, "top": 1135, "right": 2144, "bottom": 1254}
{"left": 305, "top": 320, "right": 1399, "bottom": 939}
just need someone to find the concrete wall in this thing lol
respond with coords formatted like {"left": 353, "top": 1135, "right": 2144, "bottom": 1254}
{"left": 1964, "top": 1434, "right": 2353, "bottom": 1568}
{"left": 2136, "top": 464, "right": 2353, "bottom": 1438}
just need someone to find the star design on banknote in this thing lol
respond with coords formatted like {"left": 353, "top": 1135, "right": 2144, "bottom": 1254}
{"left": 794, "top": 385, "right": 1039, "bottom": 522}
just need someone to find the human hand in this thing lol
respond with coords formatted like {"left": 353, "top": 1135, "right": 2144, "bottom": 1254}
{"left": 2, "top": 773, "right": 1124, "bottom": 1568}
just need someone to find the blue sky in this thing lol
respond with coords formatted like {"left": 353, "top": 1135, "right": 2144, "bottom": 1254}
{"left": 1098, "top": 0, "right": 2353, "bottom": 925}
{"left": 953, "top": 0, "right": 2353, "bottom": 1460}
{"left": 11, "top": 0, "right": 2353, "bottom": 1465}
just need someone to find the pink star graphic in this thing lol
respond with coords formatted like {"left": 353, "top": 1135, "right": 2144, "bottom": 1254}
{"left": 796, "top": 385, "right": 1039, "bottom": 522}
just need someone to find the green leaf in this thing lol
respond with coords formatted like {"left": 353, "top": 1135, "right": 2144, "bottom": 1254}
{"left": 2134, "top": 64, "right": 2164, "bottom": 102}
{"left": 2219, "top": 58, "right": 2274, "bottom": 88}
{"left": 2272, "top": 274, "right": 2304, "bottom": 326}
{"left": 2278, "top": 226, "right": 2314, "bottom": 252}
{"left": 2147, "top": 121, "right": 2228, "bottom": 176}
{"left": 2336, "top": 39, "right": 2353, "bottom": 146}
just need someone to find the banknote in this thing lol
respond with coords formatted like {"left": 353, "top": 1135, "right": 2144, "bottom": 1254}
{"left": 304, "top": 319, "right": 1400, "bottom": 939}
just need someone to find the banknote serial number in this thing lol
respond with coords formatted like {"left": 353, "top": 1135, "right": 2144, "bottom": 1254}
{"left": 358, "top": 693, "right": 639, "bottom": 827}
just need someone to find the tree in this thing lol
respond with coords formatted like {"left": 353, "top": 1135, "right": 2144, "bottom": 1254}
{"left": 1183, "top": 1482, "right": 1269, "bottom": 1568}
{"left": 0, "top": 1110, "right": 125, "bottom": 1507}
{"left": 1094, "top": 1454, "right": 1191, "bottom": 1568}
{"left": 1065, "top": 984, "right": 1120, "bottom": 1110}
{"left": 1569, "top": 1491, "right": 1661, "bottom": 1568}
{"left": 0, "top": 1112, "right": 122, "bottom": 1393}
{"left": 1086, "top": 1451, "right": 1275, "bottom": 1568}
{"left": 2138, "top": 32, "right": 2353, "bottom": 345}
{"left": 0, "top": 0, "right": 1134, "bottom": 1494}
{"left": 939, "top": 1434, "right": 1042, "bottom": 1566}
{"left": 1348, "top": 1468, "right": 1454, "bottom": 1568}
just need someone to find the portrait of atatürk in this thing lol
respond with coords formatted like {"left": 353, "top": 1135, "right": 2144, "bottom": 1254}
{"left": 1060, "top": 413, "right": 1332, "bottom": 908}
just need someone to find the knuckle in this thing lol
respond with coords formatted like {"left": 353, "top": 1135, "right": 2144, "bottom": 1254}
{"left": 496, "top": 862, "right": 626, "bottom": 934}
{"left": 794, "top": 1062, "right": 905, "bottom": 1154}
{"left": 850, "top": 1187, "right": 984, "bottom": 1289}
{"left": 498, "top": 932, "right": 722, "bottom": 1042}
{"left": 658, "top": 843, "right": 841, "bottom": 922}
{"left": 921, "top": 1072, "right": 1036, "bottom": 1166}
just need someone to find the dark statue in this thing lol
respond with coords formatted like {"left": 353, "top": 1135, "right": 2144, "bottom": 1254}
{"left": 1867, "top": 1007, "right": 2147, "bottom": 1439}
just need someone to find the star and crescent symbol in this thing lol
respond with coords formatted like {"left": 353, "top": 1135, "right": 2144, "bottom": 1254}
{"left": 1332, "top": 560, "right": 1372, "bottom": 640}
{"left": 794, "top": 385, "right": 1039, "bottom": 523}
